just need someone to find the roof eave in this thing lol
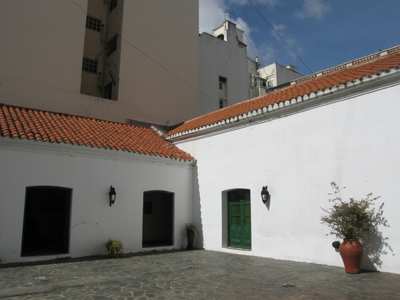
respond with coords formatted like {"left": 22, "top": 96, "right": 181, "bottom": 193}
{"left": 167, "top": 67, "right": 400, "bottom": 143}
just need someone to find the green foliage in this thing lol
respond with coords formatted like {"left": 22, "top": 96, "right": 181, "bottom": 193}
{"left": 104, "top": 239, "right": 123, "bottom": 256}
{"left": 321, "top": 182, "right": 388, "bottom": 240}
{"left": 184, "top": 223, "right": 199, "bottom": 236}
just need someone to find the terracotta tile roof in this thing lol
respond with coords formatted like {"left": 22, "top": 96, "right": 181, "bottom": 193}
{"left": 167, "top": 46, "right": 400, "bottom": 138}
{"left": 0, "top": 104, "right": 195, "bottom": 162}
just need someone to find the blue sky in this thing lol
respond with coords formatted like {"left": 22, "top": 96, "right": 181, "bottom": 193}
{"left": 199, "top": 0, "right": 400, "bottom": 76}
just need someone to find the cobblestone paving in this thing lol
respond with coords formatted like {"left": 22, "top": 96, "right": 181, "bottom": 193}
{"left": 1, "top": 250, "right": 400, "bottom": 299}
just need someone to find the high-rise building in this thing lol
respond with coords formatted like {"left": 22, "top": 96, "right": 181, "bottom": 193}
{"left": 0, "top": 0, "right": 199, "bottom": 126}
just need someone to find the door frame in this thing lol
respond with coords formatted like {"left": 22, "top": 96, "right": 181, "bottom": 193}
{"left": 221, "top": 189, "right": 251, "bottom": 250}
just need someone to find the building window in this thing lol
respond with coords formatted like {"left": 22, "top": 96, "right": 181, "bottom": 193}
{"left": 106, "top": 35, "right": 117, "bottom": 57}
{"left": 86, "top": 16, "right": 102, "bottom": 32}
{"left": 219, "top": 77, "right": 227, "bottom": 90}
{"left": 104, "top": 82, "right": 112, "bottom": 99}
{"left": 219, "top": 98, "right": 227, "bottom": 109}
{"left": 82, "top": 58, "right": 98, "bottom": 74}
{"left": 109, "top": 0, "right": 117, "bottom": 12}
{"left": 261, "top": 79, "right": 267, "bottom": 88}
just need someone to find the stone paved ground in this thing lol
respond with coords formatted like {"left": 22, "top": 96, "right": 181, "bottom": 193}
{"left": 1, "top": 250, "right": 400, "bottom": 299}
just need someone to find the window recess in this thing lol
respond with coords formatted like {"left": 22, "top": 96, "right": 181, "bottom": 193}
{"left": 82, "top": 57, "right": 98, "bottom": 74}
{"left": 86, "top": 16, "right": 102, "bottom": 32}
{"left": 109, "top": 0, "right": 117, "bottom": 12}
{"left": 106, "top": 35, "right": 117, "bottom": 57}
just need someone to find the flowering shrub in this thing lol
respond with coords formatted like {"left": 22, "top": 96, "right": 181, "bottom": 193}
{"left": 321, "top": 182, "right": 388, "bottom": 240}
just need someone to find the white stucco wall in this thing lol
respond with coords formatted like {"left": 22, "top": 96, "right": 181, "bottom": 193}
{"left": 0, "top": 0, "right": 199, "bottom": 126}
{"left": 0, "top": 140, "right": 194, "bottom": 263}
{"left": 176, "top": 83, "right": 400, "bottom": 274}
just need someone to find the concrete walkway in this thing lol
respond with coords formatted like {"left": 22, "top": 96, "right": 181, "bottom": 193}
{"left": 1, "top": 250, "right": 400, "bottom": 299}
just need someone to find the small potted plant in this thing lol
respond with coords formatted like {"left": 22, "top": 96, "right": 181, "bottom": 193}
{"left": 184, "top": 223, "right": 199, "bottom": 250}
{"left": 104, "top": 239, "right": 123, "bottom": 258}
{"left": 321, "top": 182, "right": 387, "bottom": 273}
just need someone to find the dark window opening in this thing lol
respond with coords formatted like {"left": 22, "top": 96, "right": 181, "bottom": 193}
{"left": 142, "top": 191, "right": 174, "bottom": 248}
{"left": 106, "top": 35, "right": 117, "bottom": 57}
{"left": 86, "top": 16, "right": 102, "bottom": 32}
{"left": 21, "top": 187, "right": 72, "bottom": 257}
{"left": 109, "top": 0, "right": 117, "bottom": 12}
{"left": 82, "top": 57, "right": 98, "bottom": 73}
{"left": 217, "top": 34, "right": 224, "bottom": 40}
{"left": 219, "top": 76, "right": 226, "bottom": 90}
{"left": 104, "top": 82, "right": 112, "bottom": 99}
{"left": 219, "top": 99, "right": 226, "bottom": 109}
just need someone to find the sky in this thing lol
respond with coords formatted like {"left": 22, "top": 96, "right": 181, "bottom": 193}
{"left": 199, "top": 0, "right": 400, "bottom": 76}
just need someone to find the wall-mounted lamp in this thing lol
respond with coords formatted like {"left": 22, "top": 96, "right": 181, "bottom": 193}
{"left": 109, "top": 186, "right": 116, "bottom": 206}
{"left": 261, "top": 186, "right": 270, "bottom": 204}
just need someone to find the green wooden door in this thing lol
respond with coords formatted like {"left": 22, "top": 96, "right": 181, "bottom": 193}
{"left": 228, "top": 189, "right": 251, "bottom": 249}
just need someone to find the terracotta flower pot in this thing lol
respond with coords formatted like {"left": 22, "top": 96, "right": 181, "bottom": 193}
{"left": 339, "top": 238, "right": 363, "bottom": 274}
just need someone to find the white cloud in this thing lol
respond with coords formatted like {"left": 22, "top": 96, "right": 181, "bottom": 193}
{"left": 256, "top": 43, "right": 276, "bottom": 66}
{"left": 294, "top": 0, "right": 331, "bottom": 20}
{"left": 199, "top": 0, "right": 227, "bottom": 34}
{"left": 199, "top": 0, "right": 257, "bottom": 59}
{"left": 198, "top": 0, "right": 279, "bottom": 65}
{"left": 199, "top": 0, "right": 278, "bottom": 34}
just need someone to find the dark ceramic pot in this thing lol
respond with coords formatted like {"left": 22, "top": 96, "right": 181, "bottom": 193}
{"left": 339, "top": 238, "right": 363, "bottom": 274}
{"left": 186, "top": 230, "right": 195, "bottom": 250}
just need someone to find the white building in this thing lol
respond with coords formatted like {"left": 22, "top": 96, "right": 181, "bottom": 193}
{"left": 0, "top": 0, "right": 199, "bottom": 126}
{"left": 1, "top": 1, "right": 400, "bottom": 276}
{"left": 199, "top": 21, "right": 303, "bottom": 115}
{"left": 199, "top": 21, "right": 250, "bottom": 114}
{"left": 0, "top": 107, "right": 195, "bottom": 263}
{"left": 2, "top": 46, "right": 400, "bottom": 274}
{"left": 253, "top": 62, "right": 303, "bottom": 96}
{"left": 169, "top": 46, "right": 400, "bottom": 274}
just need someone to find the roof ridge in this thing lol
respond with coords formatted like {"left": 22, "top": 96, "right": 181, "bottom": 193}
{"left": 290, "top": 46, "right": 400, "bottom": 86}
{"left": 0, "top": 102, "right": 144, "bottom": 129}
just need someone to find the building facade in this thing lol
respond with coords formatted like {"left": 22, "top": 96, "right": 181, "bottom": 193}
{"left": 0, "top": 0, "right": 199, "bottom": 126}
{"left": 199, "top": 21, "right": 250, "bottom": 114}
{"left": 252, "top": 62, "right": 303, "bottom": 97}
{"left": 0, "top": 106, "right": 195, "bottom": 263}
{"left": 170, "top": 47, "right": 400, "bottom": 274}
{"left": 1, "top": 1, "right": 400, "bottom": 276}
{"left": 199, "top": 21, "right": 302, "bottom": 115}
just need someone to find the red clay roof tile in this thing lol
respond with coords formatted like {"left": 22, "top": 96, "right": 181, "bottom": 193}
{"left": 0, "top": 104, "right": 195, "bottom": 162}
{"left": 167, "top": 48, "right": 400, "bottom": 137}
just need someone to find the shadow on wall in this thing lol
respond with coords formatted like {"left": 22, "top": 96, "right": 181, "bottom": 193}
{"left": 192, "top": 165, "right": 204, "bottom": 249}
{"left": 361, "top": 206, "right": 395, "bottom": 271}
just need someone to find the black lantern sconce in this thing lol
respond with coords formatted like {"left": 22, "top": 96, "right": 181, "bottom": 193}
{"left": 109, "top": 186, "right": 116, "bottom": 206}
{"left": 261, "top": 186, "right": 270, "bottom": 205}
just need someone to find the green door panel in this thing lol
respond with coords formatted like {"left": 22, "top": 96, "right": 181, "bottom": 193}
{"left": 228, "top": 189, "right": 251, "bottom": 249}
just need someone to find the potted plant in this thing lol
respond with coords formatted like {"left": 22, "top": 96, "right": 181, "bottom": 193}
{"left": 321, "top": 182, "right": 387, "bottom": 273}
{"left": 184, "top": 223, "right": 199, "bottom": 250}
{"left": 104, "top": 239, "right": 123, "bottom": 258}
